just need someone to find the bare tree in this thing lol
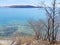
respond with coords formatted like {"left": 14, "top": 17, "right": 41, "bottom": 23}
{"left": 42, "top": 0, "right": 60, "bottom": 44}
{"left": 28, "top": 19, "right": 48, "bottom": 40}
{"left": 28, "top": 0, "right": 60, "bottom": 44}
{"left": 28, "top": 20, "right": 41, "bottom": 40}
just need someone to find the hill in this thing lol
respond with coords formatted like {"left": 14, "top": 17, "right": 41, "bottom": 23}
{"left": 0, "top": 5, "right": 42, "bottom": 8}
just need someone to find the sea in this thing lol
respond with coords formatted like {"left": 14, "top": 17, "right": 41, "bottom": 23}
{"left": 0, "top": 8, "right": 46, "bottom": 25}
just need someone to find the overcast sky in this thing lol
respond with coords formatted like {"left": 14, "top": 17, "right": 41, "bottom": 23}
{"left": 0, "top": 0, "right": 60, "bottom": 6}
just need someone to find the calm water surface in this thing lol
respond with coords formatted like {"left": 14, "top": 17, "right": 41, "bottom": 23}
{"left": 0, "top": 8, "right": 46, "bottom": 25}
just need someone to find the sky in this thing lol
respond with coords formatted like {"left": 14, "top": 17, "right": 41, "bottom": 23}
{"left": 0, "top": 0, "right": 60, "bottom": 6}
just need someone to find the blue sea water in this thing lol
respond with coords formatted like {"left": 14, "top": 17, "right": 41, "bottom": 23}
{"left": 0, "top": 8, "right": 60, "bottom": 39}
{"left": 0, "top": 8, "right": 46, "bottom": 25}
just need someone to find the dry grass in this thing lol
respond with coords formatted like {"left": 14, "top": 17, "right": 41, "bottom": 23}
{"left": 12, "top": 36, "right": 60, "bottom": 45}
{"left": 0, "top": 37, "right": 60, "bottom": 45}
{"left": 12, "top": 37, "right": 50, "bottom": 45}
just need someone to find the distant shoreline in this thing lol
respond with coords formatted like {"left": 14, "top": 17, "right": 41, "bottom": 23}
{"left": 0, "top": 5, "right": 42, "bottom": 8}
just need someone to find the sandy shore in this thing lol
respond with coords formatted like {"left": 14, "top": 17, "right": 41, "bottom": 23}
{"left": 0, "top": 40, "right": 12, "bottom": 45}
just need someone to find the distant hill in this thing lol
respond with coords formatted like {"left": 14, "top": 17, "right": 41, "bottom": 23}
{"left": 0, "top": 5, "right": 42, "bottom": 8}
